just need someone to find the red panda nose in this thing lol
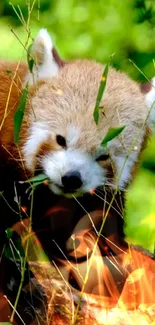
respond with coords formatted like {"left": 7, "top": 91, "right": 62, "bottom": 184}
{"left": 61, "top": 171, "right": 83, "bottom": 191}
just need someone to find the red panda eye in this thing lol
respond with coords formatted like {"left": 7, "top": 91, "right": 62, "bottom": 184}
{"left": 96, "top": 154, "right": 109, "bottom": 162}
{"left": 56, "top": 135, "right": 66, "bottom": 147}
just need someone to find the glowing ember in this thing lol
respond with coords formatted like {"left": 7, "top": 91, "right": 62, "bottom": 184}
{"left": 89, "top": 189, "right": 95, "bottom": 195}
{"left": 21, "top": 205, "right": 27, "bottom": 213}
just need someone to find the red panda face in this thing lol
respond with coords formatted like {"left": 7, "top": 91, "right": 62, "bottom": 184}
{"left": 22, "top": 29, "right": 149, "bottom": 197}
{"left": 41, "top": 143, "right": 107, "bottom": 197}
{"left": 23, "top": 121, "right": 108, "bottom": 197}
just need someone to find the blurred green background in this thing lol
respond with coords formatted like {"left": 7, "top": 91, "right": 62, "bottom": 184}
{"left": 125, "top": 135, "right": 155, "bottom": 255}
{"left": 0, "top": 0, "right": 155, "bottom": 81}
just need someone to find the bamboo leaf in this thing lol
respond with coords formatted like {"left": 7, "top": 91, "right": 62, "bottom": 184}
{"left": 93, "top": 63, "right": 109, "bottom": 124}
{"left": 101, "top": 126, "right": 125, "bottom": 146}
{"left": 27, "top": 43, "right": 35, "bottom": 73}
{"left": 14, "top": 84, "right": 28, "bottom": 145}
{"left": 4, "top": 238, "right": 25, "bottom": 260}
{"left": 31, "top": 181, "right": 47, "bottom": 189}
{"left": 26, "top": 173, "right": 48, "bottom": 184}
{"left": 5, "top": 228, "right": 13, "bottom": 239}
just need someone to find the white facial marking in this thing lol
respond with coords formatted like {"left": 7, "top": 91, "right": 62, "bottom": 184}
{"left": 145, "top": 77, "right": 155, "bottom": 131}
{"left": 23, "top": 122, "right": 50, "bottom": 170}
{"left": 42, "top": 149, "right": 106, "bottom": 196}
{"left": 67, "top": 125, "right": 80, "bottom": 146}
{"left": 145, "top": 77, "right": 155, "bottom": 108}
{"left": 115, "top": 153, "right": 138, "bottom": 189}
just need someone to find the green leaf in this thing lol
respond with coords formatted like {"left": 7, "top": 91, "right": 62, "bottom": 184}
{"left": 4, "top": 245, "right": 16, "bottom": 260}
{"left": 0, "top": 323, "right": 12, "bottom": 324}
{"left": 4, "top": 238, "right": 25, "bottom": 260}
{"left": 31, "top": 180, "right": 47, "bottom": 189}
{"left": 14, "top": 84, "right": 28, "bottom": 145}
{"left": 101, "top": 126, "right": 125, "bottom": 146}
{"left": 5, "top": 228, "right": 13, "bottom": 239}
{"left": 93, "top": 63, "right": 109, "bottom": 125}
{"left": 140, "top": 136, "right": 155, "bottom": 172}
{"left": 26, "top": 173, "right": 48, "bottom": 184}
{"left": 6, "top": 69, "right": 12, "bottom": 75}
{"left": 27, "top": 43, "right": 35, "bottom": 73}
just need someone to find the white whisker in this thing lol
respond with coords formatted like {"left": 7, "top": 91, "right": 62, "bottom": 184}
{"left": 72, "top": 195, "right": 99, "bottom": 236}
{"left": 93, "top": 191, "right": 123, "bottom": 218}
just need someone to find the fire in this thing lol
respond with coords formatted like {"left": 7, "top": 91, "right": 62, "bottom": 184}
{"left": 6, "top": 212, "right": 155, "bottom": 325}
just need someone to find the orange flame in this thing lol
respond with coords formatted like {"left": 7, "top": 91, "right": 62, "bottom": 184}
{"left": 8, "top": 215, "right": 155, "bottom": 325}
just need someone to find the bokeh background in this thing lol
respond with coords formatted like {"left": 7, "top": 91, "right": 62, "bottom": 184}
{"left": 0, "top": 0, "right": 155, "bottom": 81}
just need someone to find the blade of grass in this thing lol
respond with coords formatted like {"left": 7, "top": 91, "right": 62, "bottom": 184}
{"left": 27, "top": 44, "right": 35, "bottom": 73}
{"left": 14, "top": 84, "right": 28, "bottom": 145}
{"left": 93, "top": 63, "right": 109, "bottom": 124}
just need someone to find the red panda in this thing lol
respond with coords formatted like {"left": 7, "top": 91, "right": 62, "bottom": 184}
{"left": 0, "top": 29, "right": 154, "bottom": 198}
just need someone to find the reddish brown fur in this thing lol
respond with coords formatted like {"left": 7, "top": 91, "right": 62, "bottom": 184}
{"left": 35, "top": 137, "right": 61, "bottom": 169}
{"left": 0, "top": 61, "right": 28, "bottom": 166}
{"left": 0, "top": 45, "right": 66, "bottom": 168}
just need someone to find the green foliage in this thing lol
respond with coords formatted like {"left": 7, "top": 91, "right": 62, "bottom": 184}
{"left": 0, "top": 0, "right": 154, "bottom": 80}
{"left": 101, "top": 126, "right": 125, "bottom": 146}
{"left": 5, "top": 227, "right": 13, "bottom": 239}
{"left": 25, "top": 173, "right": 49, "bottom": 189}
{"left": 2, "top": 0, "right": 50, "bottom": 23}
{"left": 26, "top": 173, "right": 48, "bottom": 183}
{"left": 14, "top": 83, "right": 28, "bottom": 145}
{"left": 27, "top": 43, "right": 35, "bottom": 72}
{"left": 93, "top": 63, "right": 109, "bottom": 124}
{"left": 4, "top": 237, "right": 25, "bottom": 260}
{"left": 125, "top": 135, "right": 155, "bottom": 254}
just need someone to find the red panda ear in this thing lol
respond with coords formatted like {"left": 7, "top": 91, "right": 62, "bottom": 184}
{"left": 144, "top": 78, "right": 155, "bottom": 106}
{"left": 140, "top": 81, "right": 152, "bottom": 94}
{"left": 28, "top": 29, "right": 62, "bottom": 84}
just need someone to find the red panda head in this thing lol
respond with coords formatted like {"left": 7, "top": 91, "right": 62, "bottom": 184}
{"left": 22, "top": 29, "right": 149, "bottom": 197}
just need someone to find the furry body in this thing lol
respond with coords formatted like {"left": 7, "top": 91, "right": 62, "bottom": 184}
{"left": 0, "top": 29, "right": 153, "bottom": 197}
